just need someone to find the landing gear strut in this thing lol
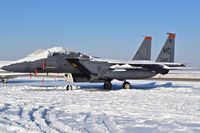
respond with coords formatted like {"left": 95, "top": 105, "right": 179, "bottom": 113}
{"left": 103, "top": 81, "right": 112, "bottom": 90}
{"left": 122, "top": 81, "right": 131, "bottom": 89}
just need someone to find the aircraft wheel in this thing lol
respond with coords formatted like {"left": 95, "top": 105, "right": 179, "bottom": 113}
{"left": 122, "top": 81, "right": 131, "bottom": 89}
{"left": 1, "top": 79, "right": 7, "bottom": 84}
{"left": 103, "top": 81, "right": 112, "bottom": 90}
{"left": 66, "top": 85, "right": 73, "bottom": 90}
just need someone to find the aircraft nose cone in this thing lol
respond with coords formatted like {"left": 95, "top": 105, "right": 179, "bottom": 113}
{"left": 1, "top": 63, "right": 27, "bottom": 72}
{"left": 1, "top": 65, "right": 14, "bottom": 71}
{"left": 2, "top": 62, "right": 32, "bottom": 72}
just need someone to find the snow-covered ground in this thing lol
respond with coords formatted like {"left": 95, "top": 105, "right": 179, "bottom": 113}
{"left": 0, "top": 77, "right": 200, "bottom": 133}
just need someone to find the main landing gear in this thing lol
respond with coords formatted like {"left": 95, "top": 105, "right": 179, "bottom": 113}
{"left": 103, "top": 80, "right": 132, "bottom": 90}
{"left": 103, "top": 81, "right": 112, "bottom": 90}
{"left": 1, "top": 79, "right": 7, "bottom": 84}
{"left": 122, "top": 81, "right": 131, "bottom": 89}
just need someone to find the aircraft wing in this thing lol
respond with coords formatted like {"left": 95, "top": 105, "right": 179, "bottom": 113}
{"left": 104, "top": 59, "right": 185, "bottom": 69}
{"left": 106, "top": 60, "right": 185, "bottom": 74}
{"left": 110, "top": 64, "right": 147, "bottom": 70}
{"left": 108, "top": 62, "right": 166, "bottom": 71}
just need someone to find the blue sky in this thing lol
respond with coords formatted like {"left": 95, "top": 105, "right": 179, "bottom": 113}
{"left": 0, "top": 0, "right": 200, "bottom": 66}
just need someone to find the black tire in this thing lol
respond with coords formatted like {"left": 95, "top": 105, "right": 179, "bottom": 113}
{"left": 2, "top": 79, "right": 7, "bottom": 84}
{"left": 103, "top": 81, "right": 112, "bottom": 90}
{"left": 66, "top": 85, "right": 72, "bottom": 90}
{"left": 122, "top": 81, "right": 131, "bottom": 89}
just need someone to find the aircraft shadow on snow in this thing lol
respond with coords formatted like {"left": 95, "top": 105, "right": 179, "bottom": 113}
{"left": 1, "top": 80, "right": 192, "bottom": 90}
{"left": 77, "top": 82, "right": 192, "bottom": 90}
{"left": 131, "top": 82, "right": 192, "bottom": 90}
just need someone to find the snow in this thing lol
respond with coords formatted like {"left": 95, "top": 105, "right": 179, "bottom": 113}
{"left": 13, "top": 47, "right": 75, "bottom": 63}
{"left": 0, "top": 78, "right": 200, "bottom": 132}
{"left": 0, "top": 61, "right": 13, "bottom": 68}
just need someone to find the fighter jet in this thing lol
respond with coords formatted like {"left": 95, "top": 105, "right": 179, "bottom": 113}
{"left": 2, "top": 33, "right": 184, "bottom": 89}
{"left": 1, "top": 36, "right": 152, "bottom": 79}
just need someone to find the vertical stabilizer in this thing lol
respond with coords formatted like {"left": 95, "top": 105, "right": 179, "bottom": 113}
{"left": 133, "top": 36, "right": 152, "bottom": 60}
{"left": 156, "top": 33, "right": 176, "bottom": 62}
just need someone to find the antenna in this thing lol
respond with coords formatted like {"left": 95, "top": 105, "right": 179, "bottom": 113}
{"left": 48, "top": 51, "right": 51, "bottom": 56}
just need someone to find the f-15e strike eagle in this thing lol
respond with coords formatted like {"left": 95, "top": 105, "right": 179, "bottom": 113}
{"left": 1, "top": 33, "right": 185, "bottom": 89}
{"left": 0, "top": 35, "right": 152, "bottom": 84}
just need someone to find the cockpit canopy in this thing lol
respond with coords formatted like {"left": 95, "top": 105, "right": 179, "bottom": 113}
{"left": 63, "top": 52, "right": 92, "bottom": 59}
